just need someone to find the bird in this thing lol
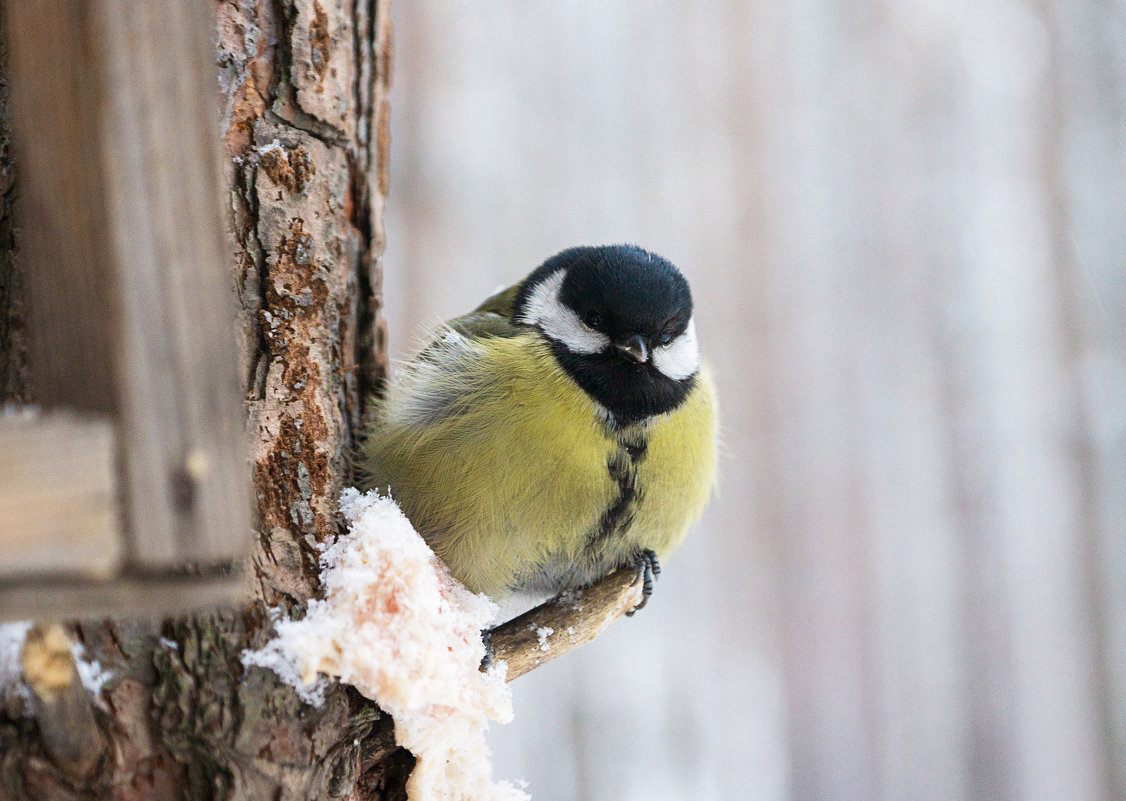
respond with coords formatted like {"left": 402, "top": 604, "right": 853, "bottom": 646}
{"left": 359, "top": 244, "right": 717, "bottom": 610}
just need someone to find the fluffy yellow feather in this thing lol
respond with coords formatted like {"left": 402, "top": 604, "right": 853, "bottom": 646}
{"left": 362, "top": 333, "right": 716, "bottom": 597}
{"left": 360, "top": 245, "right": 718, "bottom": 602}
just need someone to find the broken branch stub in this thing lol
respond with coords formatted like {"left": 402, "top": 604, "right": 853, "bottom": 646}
{"left": 20, "top": 624, "right": 108, "bottom": 783}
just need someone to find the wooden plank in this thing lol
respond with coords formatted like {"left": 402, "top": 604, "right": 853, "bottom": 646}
{"left": 3, "top": 1, "right": 252, "bottom": 569}
{"left": 1, "top": 3, "right": 114, "bottom": 414}
{"left": 0, "top": 573, "right": 249, "bottom": 624}
{"left": 0, "top": 415, "right": 121, "bottom": 579}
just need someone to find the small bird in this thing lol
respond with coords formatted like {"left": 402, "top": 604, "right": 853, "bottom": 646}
{"left": 360, "top": 245, "right": 717, "bottom": 608}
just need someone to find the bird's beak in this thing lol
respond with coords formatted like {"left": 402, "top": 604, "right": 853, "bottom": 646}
{"left": 614, "top": 334, "right": 649, "bottom": 363}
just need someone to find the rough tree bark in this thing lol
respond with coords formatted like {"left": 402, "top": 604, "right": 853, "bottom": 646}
{"left": 0, "top": 2, "right": 407, "bottom": 799}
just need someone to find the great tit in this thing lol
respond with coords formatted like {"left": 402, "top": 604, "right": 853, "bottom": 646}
{"left": 360, "top": 244, "right": 717, "bottom": 607}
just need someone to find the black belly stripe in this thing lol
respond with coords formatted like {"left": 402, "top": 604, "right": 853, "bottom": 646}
{"left": 621, "top": 430, "right": 648, "bottom": 462}
{"left": 589, "top": 429, "right": 649, "bottom": 546}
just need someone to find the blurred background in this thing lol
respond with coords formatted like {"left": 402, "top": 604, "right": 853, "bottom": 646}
{"left": 383, "top": 3, "right": 1126, "bottom": 800}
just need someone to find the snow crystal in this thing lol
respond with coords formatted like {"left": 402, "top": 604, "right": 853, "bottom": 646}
{"left": 532, "top": 625, "right": 554, "bottom": 653}
{"left": 71, "top": 641, "right": 112, "bottom": 697}
{"left": 242, "top": 488, "right": 528, "bottom": 801}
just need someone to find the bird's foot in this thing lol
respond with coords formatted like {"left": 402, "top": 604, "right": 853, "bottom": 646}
{"left": 626, "top": 549, "right": 661, "bottom": 616}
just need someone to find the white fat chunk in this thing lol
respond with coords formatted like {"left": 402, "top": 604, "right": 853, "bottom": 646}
{"left": 242, "top": 489, "right": 529, "bottom": 801}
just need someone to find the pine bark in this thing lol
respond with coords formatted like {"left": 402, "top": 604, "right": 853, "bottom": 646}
{"left": 0, "top": 2, "right": 403, "bottom": 799}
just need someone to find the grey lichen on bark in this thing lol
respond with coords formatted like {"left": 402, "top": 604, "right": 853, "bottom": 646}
{"left": 0, "top": 2, "right": 398, "bottom": 800}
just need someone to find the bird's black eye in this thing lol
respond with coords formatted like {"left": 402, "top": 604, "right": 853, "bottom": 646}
{"left": 584, "top": 312, "right": 604, "bottom": 329}
{"left": 657, "top": 331, "right": 673, "bottom": 346}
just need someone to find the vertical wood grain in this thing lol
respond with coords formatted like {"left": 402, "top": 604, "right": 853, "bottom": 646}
{"left": 0, "top": 415, "right": 120, "bottom": 580}
{"left": 4, "top": 1, "right": 252, "bottom": 569}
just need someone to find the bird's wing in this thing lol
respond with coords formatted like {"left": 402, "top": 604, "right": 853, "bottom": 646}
{"left": 362, "top": 331, "right": 615, "bottom": 597}
{"left": 395, "top": 281, "right": 525, "bottom": 423}
{"left": 444, "top": 282, "right": 523, "bottom": 340}
{"left": 470, "top": 282, "right": 521, "bottom": 317}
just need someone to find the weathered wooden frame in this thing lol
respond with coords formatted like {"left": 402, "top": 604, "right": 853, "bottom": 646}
{"left": 0, "top": 0, "right": 252, "bottom": 620}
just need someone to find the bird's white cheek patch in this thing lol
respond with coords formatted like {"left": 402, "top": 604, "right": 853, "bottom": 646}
{"left": 652, "top": 318, "right": 699, "bottom": 380}
{"left": 518, "top": 269, "right": 609, "bottom": 354}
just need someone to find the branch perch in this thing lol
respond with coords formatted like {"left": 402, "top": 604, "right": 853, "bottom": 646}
{"left": 487, "top": 566, "right": 645, "bottom": 681}
{"left": 20, "top": 624, "right": 108, "bottom": 782}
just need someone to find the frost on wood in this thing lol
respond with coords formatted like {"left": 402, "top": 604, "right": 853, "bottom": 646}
{"left": 532, "top": 626, "right": 553, "bottom": 653}
{"left": 243, "top": 489, "right": 528, "bottom": 801}
{"left": 68, "top": 639, "right": 112, "bottom": 697}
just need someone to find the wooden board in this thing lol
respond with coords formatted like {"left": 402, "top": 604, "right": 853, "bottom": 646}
{"left": 0, "top": 573, "right": 248, "bottom": 623}
{"left": 0, "top": 415, "right": 120, "bottom": 580}
{"left": 3, "top": 1, "right": 252, "bottom": 570}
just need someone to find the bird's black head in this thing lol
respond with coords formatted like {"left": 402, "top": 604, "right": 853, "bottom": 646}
{"left": 513, "top": 245, "right": 699, "bottom": 426}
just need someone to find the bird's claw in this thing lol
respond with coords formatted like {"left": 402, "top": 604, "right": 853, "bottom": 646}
{"left": 626, "top": 549, "right": 661, "bottom": 616}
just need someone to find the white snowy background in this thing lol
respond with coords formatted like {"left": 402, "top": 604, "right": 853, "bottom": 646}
{"left": 382, "top": 3, "right": 1126, "bottom": 801}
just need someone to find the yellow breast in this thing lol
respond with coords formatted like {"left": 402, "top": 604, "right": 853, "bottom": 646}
{"left": 629, "top": 365, "right": 718, "bottom": 556}
{"left": 361, "top": 333, "right": 718, "bottom": 597}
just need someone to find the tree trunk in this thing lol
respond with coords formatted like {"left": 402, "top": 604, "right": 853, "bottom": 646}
{"left": 0, "top": 2, "right": 404, "bottom": 799}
